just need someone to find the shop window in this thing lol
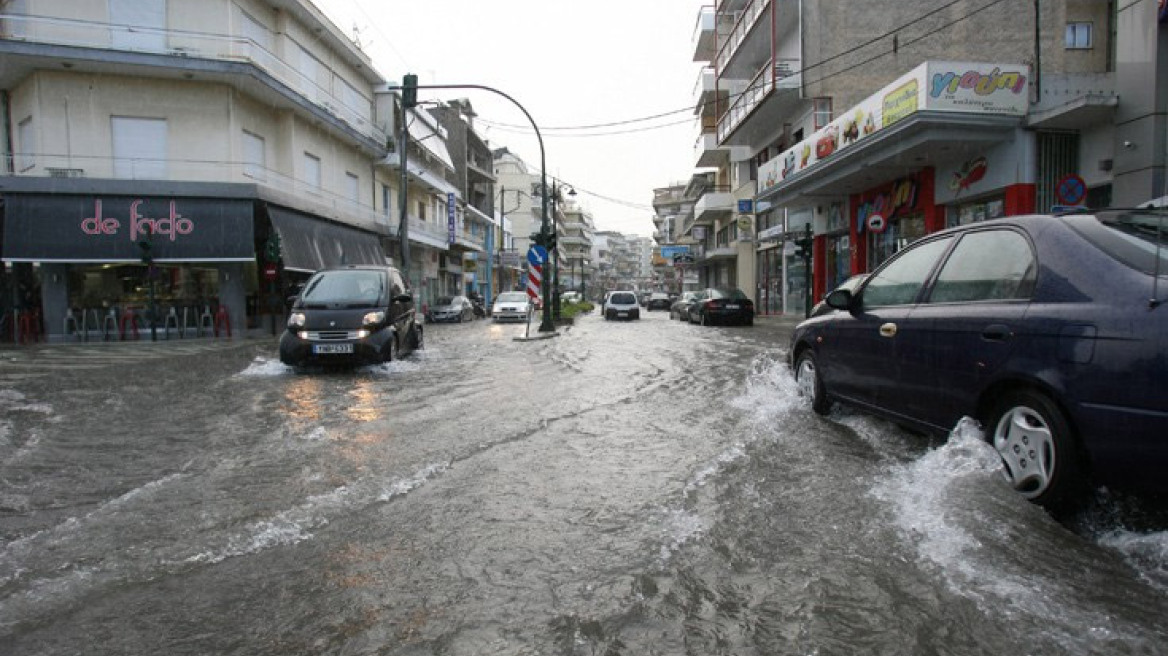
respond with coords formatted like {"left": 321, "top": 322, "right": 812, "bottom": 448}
{"left": 813, "top": 98, "right": 833, "bottom": 129}
{"left": 1065, "top": 22, "right": 1093, "bottom": 49}
{"left": 303, "top": 152, "right": 321, "bottom": 190}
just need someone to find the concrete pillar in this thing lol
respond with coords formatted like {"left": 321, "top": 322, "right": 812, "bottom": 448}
{"left": 40, "top": 263, "right": 71, "bottom": 342}
{"left": 218, "top": 263, "right": 246, "bottom": 339}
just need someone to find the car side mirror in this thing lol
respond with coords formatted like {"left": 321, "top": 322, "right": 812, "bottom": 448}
{"left": 393, "top": 294, "right": 414, "bottom": 304}
{"left": 285, "top": 295, "right": 299, "bottom": 308}
{"left": 825, "top": 289, "right": 855, "bottom": 312}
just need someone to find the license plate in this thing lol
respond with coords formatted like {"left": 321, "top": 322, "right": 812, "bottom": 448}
{"left": 726, "top": 304, "right": 740, "bottom": 310}
{"left": 313, "top": 343, "right": 353, "bottom": 354}
{"left": 617, "top": 312, "right": 628, "bottom": 318}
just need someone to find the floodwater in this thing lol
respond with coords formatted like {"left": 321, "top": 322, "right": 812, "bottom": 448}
{"left": 2, "top": 310, "right": 1166, "bottom": 655}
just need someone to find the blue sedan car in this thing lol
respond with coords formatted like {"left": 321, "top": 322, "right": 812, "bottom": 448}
{"left": 789, "top": 209, "right": 1168, "bottom": 514}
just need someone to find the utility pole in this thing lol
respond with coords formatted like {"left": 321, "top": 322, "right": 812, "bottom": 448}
{"left": 398, "top": 74, "right": 417, "bottom": 287}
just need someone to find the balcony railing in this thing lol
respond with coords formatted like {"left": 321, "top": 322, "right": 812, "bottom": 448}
{"left": 715, "top": 0, "right": 770, "bottom": 73}
{"left": 716, "top": 57, "right": 799, "bottom": 143}
{"left": 0, "top": 13, "right": 384, "bottom": 144}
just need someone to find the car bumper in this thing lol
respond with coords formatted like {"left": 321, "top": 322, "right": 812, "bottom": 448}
{"left": 493, "top": 311, "right": 528, "bottom": 322}
{"left": 279, "top": 328, "right": 392, "bottom": 366}
{"left": 605, "top": 308, "right": 640, "bottom": 320}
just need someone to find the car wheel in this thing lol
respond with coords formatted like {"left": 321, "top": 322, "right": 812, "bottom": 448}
{"left": 384, "top": 336, "right": 399, "bottom": 362}
{"left": 985, "top": 390, "right": 1086, "bottom": 513}
{"left": 745, "top": 315, "right": 754, "bottom": 326}
{"left": 700, "top": 312, "right": 709, "bottom": 326}
{"left": 794, "top": 349, "right": 831, "bottom": 415}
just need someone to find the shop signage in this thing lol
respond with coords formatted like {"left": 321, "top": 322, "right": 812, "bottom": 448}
{"left": 736, "top": 215, "right": 753, "bottom": 233}
{"left": 758, "top": 61, "right": 1029, "bottom": 196}
{"left": 737, "top": 199, "right": 754, "bottom": 213}
{"left": 758, "top": 225, "right": 785, "bottom": 242}
{"left": 447, "top": 192, "right": 457, "bottom": 244}
{"left": 2, "top": 194, "right": 254, "bottom": 262}
{"left": 949, "top": 156, "right": 989, "bottom": 195}
{"left": 856, "top": 175, "right": 921, "bottom": 234}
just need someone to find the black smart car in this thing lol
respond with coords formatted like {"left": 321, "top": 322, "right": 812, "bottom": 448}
{"left": 279, "top": 265, "right": 422, "bottom": 368}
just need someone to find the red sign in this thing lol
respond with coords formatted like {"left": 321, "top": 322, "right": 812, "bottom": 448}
{"left": 867, "top": 214, "right": 888, "bottom": 233}
{"left": 263, "top": 263, "right": 278, "bottom": 280}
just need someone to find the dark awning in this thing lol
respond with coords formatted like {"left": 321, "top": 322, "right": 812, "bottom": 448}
{"left": 2, "top": 194, "right": 254, "bottom": 262}
{"left": 268, "top": 206, "right": 386, "bottom": 273}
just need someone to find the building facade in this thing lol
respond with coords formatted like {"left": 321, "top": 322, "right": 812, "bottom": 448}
{"left": 689, "top": 0, "right": 1167, "bottom": 316}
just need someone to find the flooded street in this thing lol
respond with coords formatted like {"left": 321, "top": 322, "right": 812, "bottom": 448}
{"left": 2, "top": 311, "right": 1167, "bottom": 655}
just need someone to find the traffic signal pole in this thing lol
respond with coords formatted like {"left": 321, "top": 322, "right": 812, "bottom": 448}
{"left": 388, "top": 79, "right": 555, "bottom": 332}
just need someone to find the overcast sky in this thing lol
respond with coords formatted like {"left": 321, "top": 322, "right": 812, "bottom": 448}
{"left": 312, "top": 0, "right": 707, "bottom": 237}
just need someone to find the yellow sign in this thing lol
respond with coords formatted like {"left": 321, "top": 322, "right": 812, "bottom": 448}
{"left": 882, "top": 79, "right": 919, "bottom": 127}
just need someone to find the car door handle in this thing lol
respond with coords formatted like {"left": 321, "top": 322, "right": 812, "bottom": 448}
{"left": 982, "top": 324, "right": 1011, "bottom": 341}
{"left": 879, "top": 322, "right": 897, "bottom": 338}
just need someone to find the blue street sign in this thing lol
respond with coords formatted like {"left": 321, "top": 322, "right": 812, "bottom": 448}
{"left": 527, "top": 245, "right": 547, "bottom": 267}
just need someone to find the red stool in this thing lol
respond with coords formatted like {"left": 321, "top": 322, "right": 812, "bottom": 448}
{"left": 214, "top": 305, "right": 231, "bottom": 338}
{"left": 119, "top": 307, "right": 140, "bottom": 341}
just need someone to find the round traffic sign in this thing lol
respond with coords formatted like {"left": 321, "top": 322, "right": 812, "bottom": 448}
{"left": 1055, "top": 174, "right": 1087, "bottom": 206}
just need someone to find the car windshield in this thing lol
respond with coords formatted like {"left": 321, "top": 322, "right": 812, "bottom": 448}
{"left": 435, "top": 296, "right": 455, "bottom": 305}
{"left": 299, "top": 270, "right": 384, "bottom": 307}
{"left": 496, "top": 292, "right": 527, "bottom": 303}
{"left": 1072, "top": 211, "right": 1168, "bottom": 276}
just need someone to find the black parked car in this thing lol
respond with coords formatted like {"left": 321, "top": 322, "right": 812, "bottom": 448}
{"left": 280, "top": 265, "right": 422, "bottom": 368}
{"left": 686, "top": 287, "right": 754, "bottom": 326}
{"left": 670, "top": 291, "right": 701, "bottom": 320}
{"left": 789, "top": 210, "right": 1168, "bottom": 513}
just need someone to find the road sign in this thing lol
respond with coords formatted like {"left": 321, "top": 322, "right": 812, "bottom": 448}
{"left": 526, "top": 245, "right": 546, "bottom": 302}
{"left": 1055, "top": 174, "right": 1087, "bottom": 206}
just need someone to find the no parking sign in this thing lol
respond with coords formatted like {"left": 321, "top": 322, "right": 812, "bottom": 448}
{"left": 1054, "top": 174, "right": 1087, "bottom": 207}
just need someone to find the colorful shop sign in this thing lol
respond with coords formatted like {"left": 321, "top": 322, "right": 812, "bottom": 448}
{"left": 758, "top": 61, "right": 1029, "bottom": 196}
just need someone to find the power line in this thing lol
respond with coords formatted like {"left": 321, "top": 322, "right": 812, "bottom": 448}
{"left": 479, "top": 0, "right": 1007, "bottom": 134}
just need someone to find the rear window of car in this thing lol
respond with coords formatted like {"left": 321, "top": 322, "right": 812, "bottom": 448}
{"left": 1070, "top": 211, "right": 1168, "bottom": 276}
{"left": 611, "top": 293, "right": 637, "bottom": 304}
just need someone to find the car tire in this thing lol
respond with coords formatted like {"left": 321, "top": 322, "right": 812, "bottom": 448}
{"left": 794, "top": 349, "right": 831, "bottom": 415}
{"left": 745, "top": 316, "right": 754, "bottom": 326}
{"left": 700, "top": 312, "right": 709, "bottom": 327}
{"left": 985, "top": 390, "right": 1087, "bottom": 513}
{"left": 384, "top": 336, "right": 399, "bottom": 363}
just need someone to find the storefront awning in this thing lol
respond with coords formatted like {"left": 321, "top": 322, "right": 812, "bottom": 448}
{"left": 2, "top": 194, "right": 254, "bottom": 263}
{"left": 758, "top": 111, "right": 1021, "bottom": 207}
{"left": 268, "top": 206, "right": 387, "bottom": 273}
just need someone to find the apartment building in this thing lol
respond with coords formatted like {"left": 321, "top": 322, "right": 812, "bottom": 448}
{"left": 559, "top": 200, "right": 594, "bottom": 295}
{"left": 429, "top": 99, "right": 496, "bottom": 300}
{"left": 0, "top": 0, "right": 484, "bottom": 340}
{"left": 691, "top": 0, "right": 1167, "bottom": 316}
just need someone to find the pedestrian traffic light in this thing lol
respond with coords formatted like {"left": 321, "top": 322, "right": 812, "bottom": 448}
{"left": 137, "top": 238, "right": 153, "bottom": 266}
{"left": 402, "top": 73, "right": 418, "bottom": 109}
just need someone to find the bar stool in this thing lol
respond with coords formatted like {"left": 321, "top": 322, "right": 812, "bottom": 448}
{"left": 80, "top": 308, "right": 102, "bottom": 342}
{"left": 198, "top": 305, "right": 215, "bottom": 337}
{"left": 102, "top": 308, "right": 118, "bottom": 341}
{"left": 63, "top": 309, "right": 80, "bottom": 341}
{"left": 163, "top": 307, "right": 180, "bottom": 339}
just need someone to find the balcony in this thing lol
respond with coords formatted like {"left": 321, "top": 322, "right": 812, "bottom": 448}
{"left": 0, "top": 13, "right": 386, "bottom": 147}
{"left": 693, "top": 185, "right": 734, "bottom": 223}
{"left": 692, "top": 6, "right": 717, "bottom": 63}
{"left": 715, "top": 0, "right": 771, "bottom": 77}
{"left": 716, "top": 57, "right": 802, "bottom": 146}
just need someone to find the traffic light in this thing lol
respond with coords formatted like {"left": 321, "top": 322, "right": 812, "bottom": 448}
{"left": 402, "top": 73, "right": 418, "bottom": 109}
{"left": 794, "top": 238, "right": 812, "bottom": 259}
{"left": 137, "top": 238, "right": 153, "bottom": 266}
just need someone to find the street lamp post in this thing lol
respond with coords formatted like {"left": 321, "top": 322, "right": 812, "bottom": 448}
{"left": 388, "top": 78, "right": 556, "bottom": 332}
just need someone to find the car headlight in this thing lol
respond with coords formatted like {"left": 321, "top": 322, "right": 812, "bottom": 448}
{"left": 288, "top": 312, "right": 306, "bottom": 328}
{"left": 362, "top": 311, "right": 386, "bottom": 326}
